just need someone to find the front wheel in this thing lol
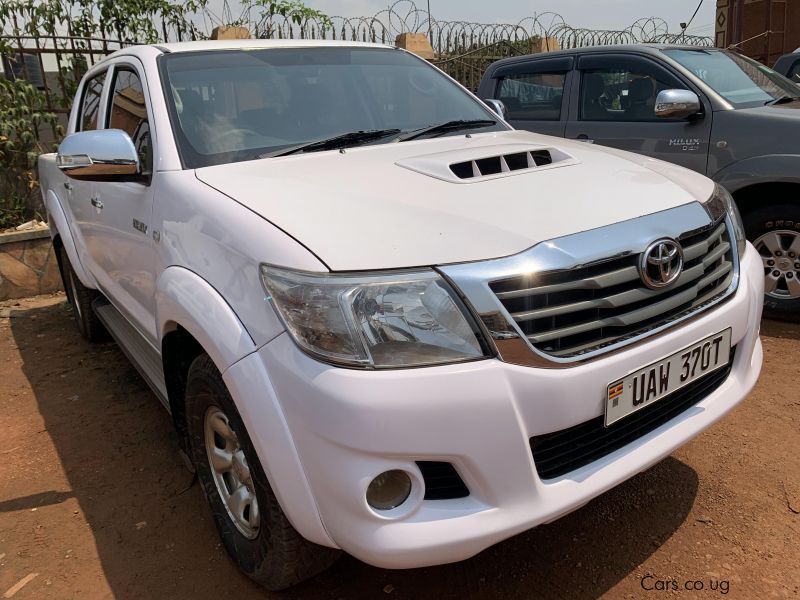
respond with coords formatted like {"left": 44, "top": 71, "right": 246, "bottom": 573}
{"left": 743, "top": 204, "right": 800, "bottom": 322}
{"left": 185, "top": 354, "right": 339, "bottom": 590}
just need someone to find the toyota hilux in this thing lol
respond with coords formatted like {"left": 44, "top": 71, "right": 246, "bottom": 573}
{"left": 38, "top": 40, "right": 763, "bottom": 590}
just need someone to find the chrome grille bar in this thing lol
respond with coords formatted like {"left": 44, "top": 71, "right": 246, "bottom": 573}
{"left": 439, "top": 202, "right": 739, "bottom": 367}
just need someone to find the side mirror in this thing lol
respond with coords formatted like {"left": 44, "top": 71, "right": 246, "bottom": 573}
{"left": 57, "top": 129, "right": 140, "bottom": 180}
{"left": 655, "top": 89, "right": 702, "bottom": 119}
{"left": 483, "top": 98, "right": 508, "bottom": 119}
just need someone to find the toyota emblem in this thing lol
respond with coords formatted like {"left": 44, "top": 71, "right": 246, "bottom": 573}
{"left": 640, "top": 238, "right": 684, "bottom": 289}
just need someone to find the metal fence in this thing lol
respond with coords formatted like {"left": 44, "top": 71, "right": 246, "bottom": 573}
{"left": 1, "top": 0, "right": 715, "bottom": 106}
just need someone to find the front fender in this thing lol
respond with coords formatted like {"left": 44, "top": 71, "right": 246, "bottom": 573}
{"left": 156, "top": 266, "right": 256, "bottom": 370}
{"left": 712, "top": 154, "right": 800, "bottom": 194}
{"left": 155, "top": 266, "right": 334, "bottom": 547}
{"left": 44, "top": 189, "right": 96, "bottom": 288}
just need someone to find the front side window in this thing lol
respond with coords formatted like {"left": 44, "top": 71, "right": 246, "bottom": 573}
{"left": 496, "top": 71, "right": 566, "bottom": 121}
{"left": 664, "top": 49, "right": 800, "bottom": 108}
{"left": 108, "top": 67, "right": 152, "bottom": 174}
{"left": 79, "top": 71, "right": 106, "bottom": 131}
{"left": 159, "top": 47, "right": 504, "bottom": 168}
{"left": 580, "top": 67, "right": 685, "bottom": 122}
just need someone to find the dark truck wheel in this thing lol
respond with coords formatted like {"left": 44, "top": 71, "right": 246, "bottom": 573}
{"left": 59, "top": 247, "right": 109, "bottom": 342}
{"left": 743, "top": 205, "right": 800, "bottom": 322}
{"left": 185, "top": 354, "right": 340, "bottom": 590}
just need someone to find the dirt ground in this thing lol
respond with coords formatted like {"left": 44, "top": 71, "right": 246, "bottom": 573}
{"left": 0, "top": 293, "right": 798, "bottom": 600}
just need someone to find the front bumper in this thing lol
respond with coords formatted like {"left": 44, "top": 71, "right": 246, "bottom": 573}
{"left": 234, "top": 244, "right": 763, "bottom": 569}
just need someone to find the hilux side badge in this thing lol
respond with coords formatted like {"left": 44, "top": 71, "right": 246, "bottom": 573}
{"left": 132, "top": 219, "right": 148, "bottom": 235}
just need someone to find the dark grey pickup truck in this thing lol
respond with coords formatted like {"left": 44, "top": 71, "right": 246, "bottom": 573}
{"left": 478, "top": 45, "right": 800, "bottom": 320}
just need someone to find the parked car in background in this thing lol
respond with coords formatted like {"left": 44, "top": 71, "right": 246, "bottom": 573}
{"left": 478, "top": 45, "right": 800, "bottom": 320}
{"left": 39, "top": 39, "right": 764, "bottom": 590}
{"left": 774, "top": 50, "right": 800, "bottom": 83}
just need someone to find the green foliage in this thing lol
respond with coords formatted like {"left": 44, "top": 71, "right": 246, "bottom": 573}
{"left": 0, "top": 79, "right": 62, "bottom": 229}
{"left": 0, "top": 0, "right": 329, "bottom": 226}
{"left": 254, "top": 0, "right": 331, "bottom": 26}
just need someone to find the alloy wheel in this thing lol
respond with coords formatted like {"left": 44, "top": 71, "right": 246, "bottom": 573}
{"left": 204, "top": 406, "right": 261, "bottom": 539}
{"left": 754, "top": 230, "right": 800, "bottom": 299}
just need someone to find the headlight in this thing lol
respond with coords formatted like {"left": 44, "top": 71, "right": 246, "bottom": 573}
{"left": 707, "top": 184, "right": 746, "bottom": 259}
{"left": 260, "top": 266, "right": 488, "bottom": 368}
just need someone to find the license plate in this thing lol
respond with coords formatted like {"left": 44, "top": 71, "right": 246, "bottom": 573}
{"left": 605, "top": 329, "right": 732, "bottom": 427}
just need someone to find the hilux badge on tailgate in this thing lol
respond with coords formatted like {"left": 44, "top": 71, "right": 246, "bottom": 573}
{"left": 640, "top": 238, "right": 683, "bottom": 289}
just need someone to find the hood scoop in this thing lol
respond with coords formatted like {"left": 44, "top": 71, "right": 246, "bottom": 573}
{"left": 396, "top": 143, "right": 578, "bottom": 184}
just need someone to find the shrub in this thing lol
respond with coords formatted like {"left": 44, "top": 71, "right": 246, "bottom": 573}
{"left": 0, "top": 79, "right": 62, "bottom": 229}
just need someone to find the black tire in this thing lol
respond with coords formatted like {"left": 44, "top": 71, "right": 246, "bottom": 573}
{"left": 742, "top": 204, "right": 800, "bottom": 323}
{"left": 59, "top": 246, "right": 109, "bottom": 342}
{"left": 185, "top": 354, "right": 339, "bottom": 590}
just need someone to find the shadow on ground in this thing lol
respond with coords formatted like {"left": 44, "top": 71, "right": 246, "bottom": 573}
{"left": 759, "top": 318, "right": 800, "bottom": 342}
{"left": 10, "top": 300, "right": 699, "bottom": 599}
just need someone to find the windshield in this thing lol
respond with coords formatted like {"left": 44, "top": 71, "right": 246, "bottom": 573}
{"left": 159, "top": 47, "right": 503, "bottom": 168}
{"left": 663, "top": 48, "right": 800, "bottom": 108}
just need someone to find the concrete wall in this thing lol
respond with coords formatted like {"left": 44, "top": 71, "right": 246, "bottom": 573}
{"left": 0, "top": 229, "right": 63, "bottom": 300}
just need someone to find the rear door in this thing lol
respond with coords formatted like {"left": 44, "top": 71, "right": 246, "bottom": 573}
{"left": 483, "top": 56, "right": 573, "bottom": 137}
{"left": 564, "top": 53, "right": 713, "bottom": 173}
{"left": 65, "top": 68, "right": 108, "bottom": 278}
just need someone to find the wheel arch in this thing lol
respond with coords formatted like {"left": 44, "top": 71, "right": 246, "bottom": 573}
{"left": 44, "top": 188, "right": 96, "bottom": 288}
{"left": 155, "top": 268, "right": 333, "bottom": 546}
{"left": 729, "top": 181, "right": 800, "bottom": 217}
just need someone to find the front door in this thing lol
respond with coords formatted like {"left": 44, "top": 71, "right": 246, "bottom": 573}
{"left": 564, "top": 53, "right": 713, "bottom": 174}
{"left": 90, "top": 61, "right": 159, "bottom": 345}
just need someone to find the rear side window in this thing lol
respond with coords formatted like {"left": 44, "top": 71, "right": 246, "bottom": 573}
{"left": 579, "top": 64, "right": 686, "bottom": 122}
{"left": 79, "top": 71, "right": 106, "bottom": 131}
{"left": 496, "top": 72, "right": 566, "bottom": 121}
{"left": 108, "top": 67, "right": 152, "bottom": 174}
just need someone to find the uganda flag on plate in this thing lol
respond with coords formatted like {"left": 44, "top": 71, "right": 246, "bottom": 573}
{"left": 608, "top": 382, "right": 624, "bottom": 408}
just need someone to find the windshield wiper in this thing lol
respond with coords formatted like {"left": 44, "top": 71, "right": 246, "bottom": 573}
{"left": 259, "top": 129, "right": 401, "bottom": 158}
{"left": 396, "top": 119, "right": 498, "bottom": 142}
{"left": 765, "top": 95, "right": 800, "bottom": 105}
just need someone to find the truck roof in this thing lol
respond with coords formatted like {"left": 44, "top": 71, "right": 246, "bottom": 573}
{"left": 488, "top": 43, "right": 722, "bottom": 68}
{"left": 157, "top": 39, "right": 392, "bottom": 53}
{"left": 98, "top": 39, "right": 393, "bottom": 64}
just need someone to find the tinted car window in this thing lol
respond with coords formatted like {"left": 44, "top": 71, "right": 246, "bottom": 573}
{"left": 580, "top": 68, "right": 685, "bottom": 122}
{"left": 108, "top": 67, "right": 152, "bottom": 174}
{"left": 496, "top": 72, "right": 566, "bottom": 121}
{"left": 79, "top": 71, "right": 106, "bottom": 131}
{"left": 160, "top": 47, "right": 503, "bottom": 168}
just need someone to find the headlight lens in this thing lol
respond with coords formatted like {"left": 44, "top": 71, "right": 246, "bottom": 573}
{"left": 260, "top": 266, "right": 487, "bottom": 368}
{"left": 708, "top": 184, "right": 746, "bottom": 259}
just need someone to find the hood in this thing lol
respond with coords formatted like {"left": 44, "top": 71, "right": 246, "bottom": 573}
{"left": 195, "top": 130, "right": 714, "bottom": 271}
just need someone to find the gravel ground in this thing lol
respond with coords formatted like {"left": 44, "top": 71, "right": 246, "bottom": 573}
{"left": 0, "top": 293, "right": 798, "bottom": 599}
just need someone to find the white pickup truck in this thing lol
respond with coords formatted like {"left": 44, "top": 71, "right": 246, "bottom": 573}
{"left": 39, "top": 40, "right": 764, "bottom": 590}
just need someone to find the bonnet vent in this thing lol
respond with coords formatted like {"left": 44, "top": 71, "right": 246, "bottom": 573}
{"left": 450, "top": 150, "right": 554, "bottom": 180}
{"left": 395, "top": 144, "right": 578, "bottom": 184}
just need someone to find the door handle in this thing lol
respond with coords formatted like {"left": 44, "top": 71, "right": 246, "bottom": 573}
{"left": 63, "top": 181, "right": 73, "bottom": 191}
{"left": 576, "top": 134, "right": 594, "bottom": 144}
{"left": 90, "top": 196, "right": 104, "bottom": 210}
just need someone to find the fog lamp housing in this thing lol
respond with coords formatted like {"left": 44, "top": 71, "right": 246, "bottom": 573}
{"left": 366, "top": 470, "right": 412, "bottom": 511}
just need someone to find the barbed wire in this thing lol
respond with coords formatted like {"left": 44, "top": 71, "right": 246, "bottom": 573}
{"left": 236, "top": 0, "right": 714, "bottom": 53}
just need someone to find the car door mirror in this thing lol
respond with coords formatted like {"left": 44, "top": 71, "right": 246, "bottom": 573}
{"left": 483, "top": 98, "right": 508, "bottom": 119}
{"left": 57, "top": 129, "right": 141, "bottom": 180}
{"left": 655, "top": 89, "right": 702, "bottom": 119}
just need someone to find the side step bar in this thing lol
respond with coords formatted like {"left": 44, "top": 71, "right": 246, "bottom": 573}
{"left": 93, "top": 299, "right": 170, "bottom": 411}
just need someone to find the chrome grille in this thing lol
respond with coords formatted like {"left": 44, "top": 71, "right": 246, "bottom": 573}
{"left": 488, "top": 218, "right": 734, "bottom": 359}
